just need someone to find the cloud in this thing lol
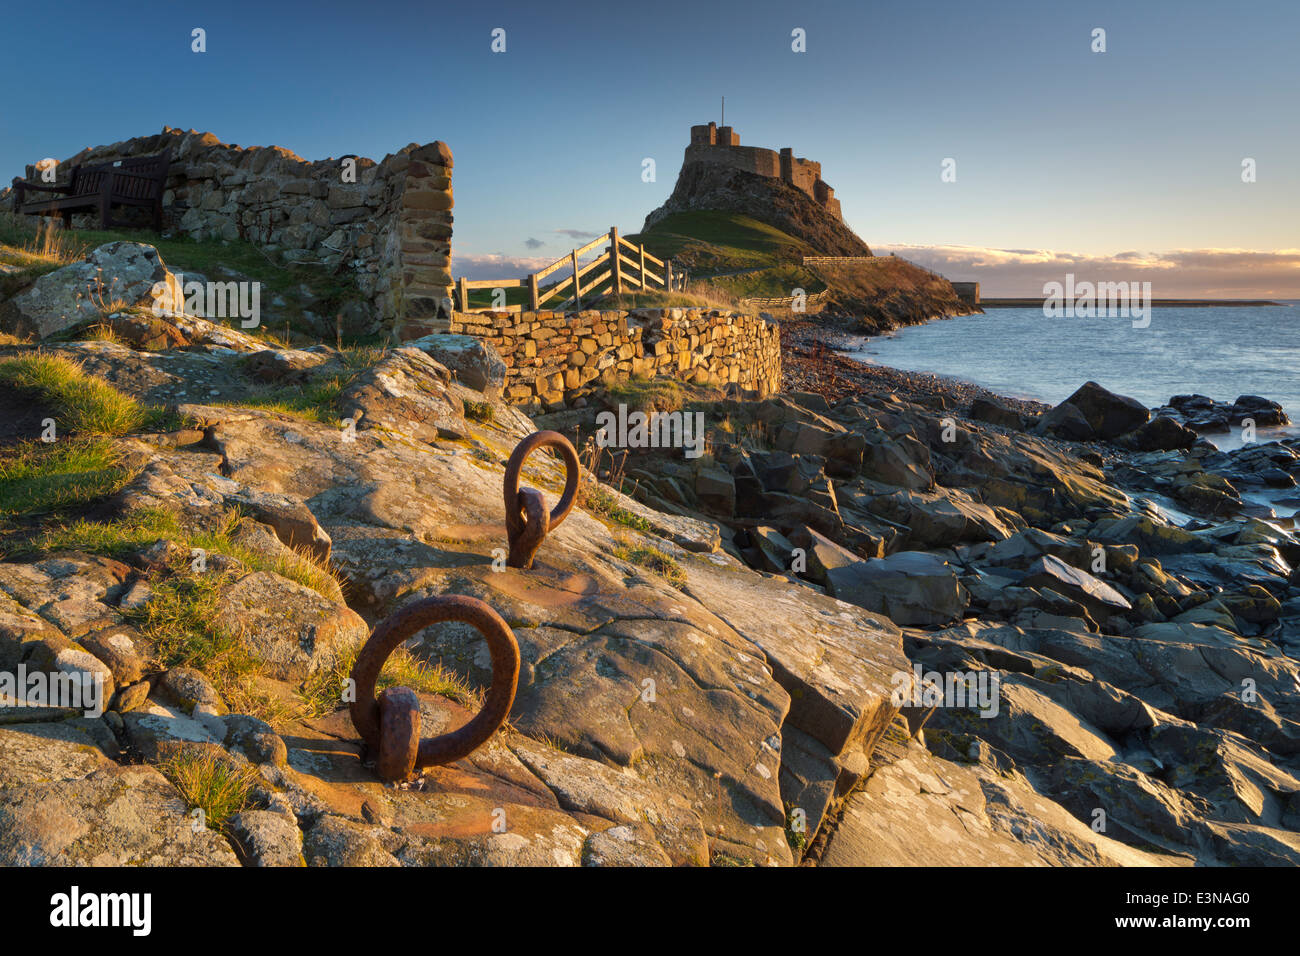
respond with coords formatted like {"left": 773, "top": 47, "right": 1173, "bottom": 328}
{"left": 555, "top": 228, "right": 599, "bottom": 240}
{"left": 871, "top": 243, "right": 1300, "bottom": 298}
{"left": 455, "top": 252, "right": 553, "bottom": 280}
{"left": 523, "top": 237, "right": 545, "bottom": 250}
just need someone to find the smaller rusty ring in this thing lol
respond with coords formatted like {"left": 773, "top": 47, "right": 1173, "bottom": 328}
{"left": 350, "top": 595, "right": 520, "bottom": 780}
{"left": 503, "top": 430, "right": 579, "bottom": 567}
{"left": 503, "top": 430, "right": 580, "bottom": 537}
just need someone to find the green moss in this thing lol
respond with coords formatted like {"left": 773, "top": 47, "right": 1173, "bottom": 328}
{"left": 605, "top": 375, "right": 688, "bottom": 413}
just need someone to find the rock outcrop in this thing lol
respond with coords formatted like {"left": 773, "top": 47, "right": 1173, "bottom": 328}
{"left": 1, "top": 282, "right": 1298, "bottom": 868}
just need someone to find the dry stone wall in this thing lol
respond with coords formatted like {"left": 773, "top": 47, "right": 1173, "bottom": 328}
{"left": 5, "top": 126, "right": 453, "bottom": 333}
{"left": 423, "top": 308, "right": 781, "bottom": 408}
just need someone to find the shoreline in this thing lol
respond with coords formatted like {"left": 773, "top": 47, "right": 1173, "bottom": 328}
{"left": 780, "top": 316, "right": 1051, "bottom": 415}
{"left": 780, "top": 314, "right": 1300, "bottom": 457}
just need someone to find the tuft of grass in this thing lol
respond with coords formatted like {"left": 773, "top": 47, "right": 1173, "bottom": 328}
{"left": 710, "top": 850, "right": 757, "bottom": 867}
{"left": 0, "top": 353, "right": 146, "bottom": 436}
{"left": 298, "top": 642, "right": 481, "bottom": 718}
{"left": 584, "top": 484, "right": 651, "bottom": 532}
{"left": 613, "top": 541, "right": 687, "bottom": 588}
{"left": 605, "top": 376, "right": 687, "bottom": 414}
{"left": 124, "top": 566, "right": 233, "bottom": 672}
{"left": 159, "top": 748, "right": 260, "bottom": 829}
{"left": 25, "top": 506, "right": 181, "bottom": 555}
{"left": 0, "top": 214, "right": 86, "bottom": 289}
{"left": 463, "top": 399, "right": 495, "bottom": 423}
{"left": 0, "top": 439, "right": 135, "bottom": 518}
{"left": 120, "top": 560, "right": 300, "bottom": 727}
{"left": 29, "top": 506, "right": 342, "bottom": 602}
{"left": 231, "top": 371, "right": 352, "bottom": 425}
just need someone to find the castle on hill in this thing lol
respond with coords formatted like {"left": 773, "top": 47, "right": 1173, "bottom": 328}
{"left": 687, "top": 122, "right": 842, "bottom": 221}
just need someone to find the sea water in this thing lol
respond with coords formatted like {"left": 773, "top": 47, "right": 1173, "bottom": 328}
{"left": 846, "top": 302, "right": 1300, "bottom": 451}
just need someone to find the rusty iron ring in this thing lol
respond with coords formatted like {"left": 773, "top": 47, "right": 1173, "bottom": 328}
{"left": 349, "top": 595, "right": 520, "bottom": 780}
{"left": 502, "top": 430, "right": 579, "bottom": 569}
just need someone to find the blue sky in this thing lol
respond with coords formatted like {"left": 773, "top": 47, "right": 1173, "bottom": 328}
{"left": 3, "top": 0, "right": 1297, "bottom": 295}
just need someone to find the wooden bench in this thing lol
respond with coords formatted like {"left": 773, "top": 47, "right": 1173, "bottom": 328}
{"left": 10, "top": 148, "right": 171, "bottom": 231}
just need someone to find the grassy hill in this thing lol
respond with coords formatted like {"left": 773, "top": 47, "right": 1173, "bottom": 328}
{"left": 807, "top": 256, "right": 974, "bottom": 328}
{"left": 625, "top": 210, "right": 975, "bottom": 328}
{"left": 626, "top": 211, "right": 816, "bottom": 274}
{"left": 626, "top": 211, "right": 827, "bottom": 305}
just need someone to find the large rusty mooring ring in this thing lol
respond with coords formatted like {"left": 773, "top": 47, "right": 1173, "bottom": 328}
{"left": 503, "top": 430, "right": 580, "bottom": 569}
{"left": 349, "top": 595, "right": 520, "bottom": 781}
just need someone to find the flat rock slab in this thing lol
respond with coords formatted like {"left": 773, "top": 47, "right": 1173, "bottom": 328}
{"left": 0, "top": 721, "right": 238, "bottom": 866}
{"left": 682, "top": 559, "right": 908, "bottom": 759}
{"left": 820, "top": 738, "right": 1182, "bottom": 867}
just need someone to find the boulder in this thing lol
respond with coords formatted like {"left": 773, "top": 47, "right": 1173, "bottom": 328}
{"left": 407, "top": 334, "right": 508, "bottom": 399}
{"left": 228, "top": 810, "right": 305, "bottom": 867}
{"left": 1124, "top": 415, "right": 1198, "bottom": 451}
{"left": 968, "top": 397, "right": 1024, "bottom": 431}
{"left": 1033, "top": 402, "right": 1094, "bottom": 441}
{"left": 1058, "top": 381, "right": 1149, "bottom": 439}
{"left": 694, "top": 466, "right": 736, "bottom": 517}
{"left": 339, "top": 347, "right": 467, "bottom": 442}
{"left": 1230, "top": 395, "right": 1289, "bottom": 428}
{"left": 2, "top": 242, "right": 171, "bottom": 339}
{"left": 1019, "top": 554, "right": 1132, "bottom": 622}
{"left": 226, "top": 488, "right": 332, "bottom": 562}
{"left": 215, "top": 571, "right": 366, "bottom": 680}
{"left": 826, "top": 552, "right": 969, "bottom": 627}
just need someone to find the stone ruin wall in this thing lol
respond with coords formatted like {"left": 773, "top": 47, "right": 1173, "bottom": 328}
{"left": 5, "top": 126, "right": 454, "bottom": 334}
{"left": 423, "top": 308, "right": 782, "bottom": 410}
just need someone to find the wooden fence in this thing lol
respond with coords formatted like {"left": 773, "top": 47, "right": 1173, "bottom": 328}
{"left": 804, "top": 254, "right": 949, "bottom": 283}
{"left": 738, "top": 288, "right": 832, "bottom": 311}
{"left": 456, "top": 227, "right": 688, "bottom": 313}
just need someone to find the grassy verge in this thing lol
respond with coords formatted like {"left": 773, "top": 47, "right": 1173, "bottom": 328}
{"left": 0, "top": 439, "right": 135, "bottom": 518}
{"left": 229, "top": 374, "right": 350, "bottom": 425}
{"left": 0, "top": 353, "right": 147, "bottom": 436}
{"left": 28, "top": 507, "right": 342, "bottom": 600}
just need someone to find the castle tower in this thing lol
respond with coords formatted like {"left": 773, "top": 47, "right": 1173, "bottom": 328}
{"left": 690, "top": 122, "right": 718, "bottom": 146}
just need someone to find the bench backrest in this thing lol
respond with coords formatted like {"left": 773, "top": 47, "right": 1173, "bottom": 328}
{"left": 67, "top": 148, "right": 171, "bottom": 199}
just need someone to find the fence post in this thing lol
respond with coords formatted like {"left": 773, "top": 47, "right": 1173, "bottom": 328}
{"left": 528, "top": 271, "right": 539, "bottom": 311}
{"left": 664, "top": 259, "right": 673, "bottom": 293}
{"left": 458, "top": 276, "right": 469, "bottom": 313}
{"left": 610, "top": 227, "right": 623, "bottom": 295}
{"left": 638, "top": 244, "right": 646, "bottom": 291}
{"left": 571, "top": 250, "right": 581, "bottom": 309}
